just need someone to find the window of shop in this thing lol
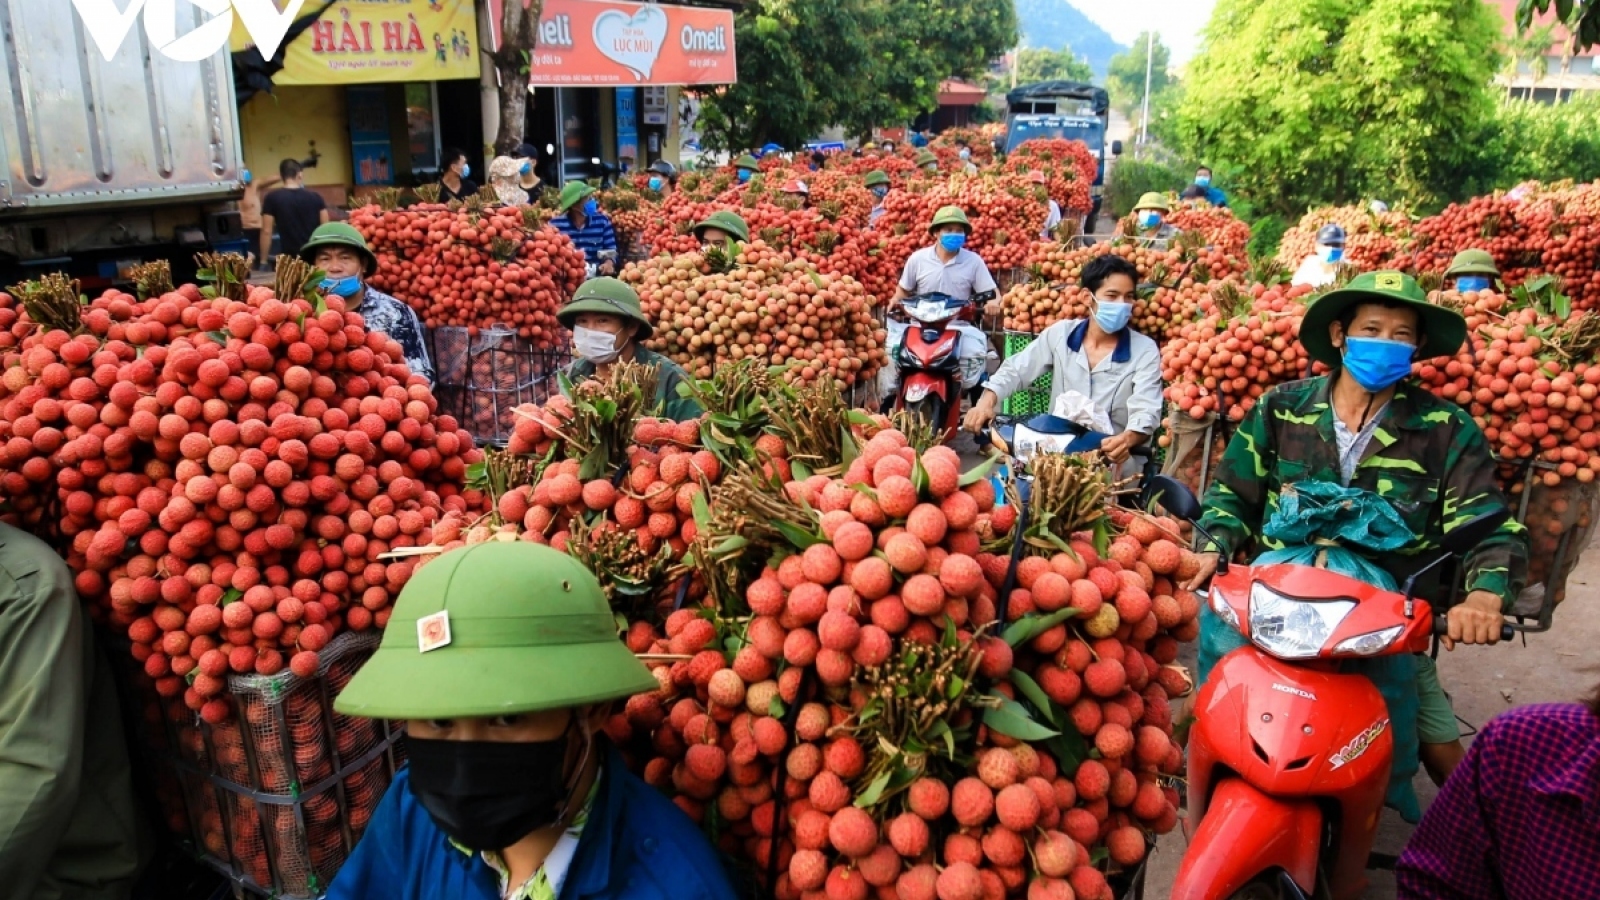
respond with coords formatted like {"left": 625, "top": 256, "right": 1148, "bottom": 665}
{"left": 559, "top": 87, "right": 603, "bottom": 183}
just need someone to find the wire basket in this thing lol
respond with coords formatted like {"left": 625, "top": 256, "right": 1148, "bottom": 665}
{"left": 999, "top": 332, "right": 1052, "bottom": 416}
{"left": 429, "top": 326, "right": 572, "bottom": 447}
{"left": 1497, "top": 458, "right": 1600, "bottom": 623}
{"left": 116, "top": 631, "right": 402, "bottom": 899}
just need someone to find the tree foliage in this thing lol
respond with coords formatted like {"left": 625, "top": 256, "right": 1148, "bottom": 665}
{"left": 1173, "top": 0, "right": 1503, "bottom": 217}
{"left": 1106, "top": 32, "right": 1171, "bottom": 116}
{"left": 697, "top": 0, "right": 1016, "bottom": 149}
{"left": 1013, "top": 47, "right": 1095, "bottom": 85}
{"left": 1488, "top": 94, "right": 1600, "bottom": 185}
{"left": 1517, "top": 1, "right": 1597, "bottom": 50}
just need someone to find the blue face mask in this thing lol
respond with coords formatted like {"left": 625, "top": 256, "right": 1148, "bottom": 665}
{"left": 737, "top": 169, "right": 752, "bottom": 184}
{"left": 1342, "top": 336, "right": 1416, "bottom": 392}
{"left": 1321, "top": 245, "right": 1344, "bottom": 264}
{"left": 320, "top": 275, "right": 361, "bottom": 298}
{"left": 1455, "top": 275, "right": 1491, "bottom": 292}
{"left": 582, "top": 198, "right": 599, "bottom": 217}
{"left": 938, "top": 232, "right": 966, "bottom": 253}
{"left": 460, "top": 163, "right": 471, "bottom": 179}
{"left": 1093, "top": 299, "right": 1132, "bottom": 333}
{"left": 1195, "top": 175, "right": 1210, "bottom": 188}
{"left": 870, "top": 185, "right": 888, "bottom": 200}
{"left": 648, "top": 176, "right": 664, "bottom": 192}
{"left": 1138, "top": 211, "right": 1162, "bottom": 230}
{"left": 242, "top": 168, "right": 252, "bottom": 185}
{"left": 521, "top": 161, "right": 533, "bottom": 175}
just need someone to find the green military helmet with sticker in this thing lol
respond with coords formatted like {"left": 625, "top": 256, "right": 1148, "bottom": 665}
{"left": 1300, "top": 270, "right": 1468, "bottom": 369}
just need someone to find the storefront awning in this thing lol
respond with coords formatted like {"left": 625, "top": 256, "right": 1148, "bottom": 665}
{"left": 504, "top": 0, "right": 738, "bottom": 86}
{"left": 229, "top": 0, "right": 482, "bottom": 86}
{"left": 937, "top": 80, "right": 988, "bottom": 107}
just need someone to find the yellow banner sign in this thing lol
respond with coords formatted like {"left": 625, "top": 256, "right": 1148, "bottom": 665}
{"left": 232, "top": 0, "right": 481, "bottom": 85}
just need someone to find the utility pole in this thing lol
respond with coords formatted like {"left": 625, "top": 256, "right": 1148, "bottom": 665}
{"left": 1139, "top": 31, "right": 1154, "bottom": 145}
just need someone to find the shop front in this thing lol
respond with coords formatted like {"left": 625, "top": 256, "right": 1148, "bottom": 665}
{"left": 231, "top": 0, "right": 484, "bottom": 206}
{"left": 490, "top": 0, "right": 737, "bottom": 185}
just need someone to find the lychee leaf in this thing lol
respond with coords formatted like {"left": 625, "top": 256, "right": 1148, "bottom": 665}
{"left": 958, "top": 455, "right": 997, "bottom": 487}
{"left": 220, "top": 588, "right": 244, "bottom": 606}
{"left": 791, "top": 460, "right": 813, "bottom": 481}
{"left": 768, "top": 695, "right": 786, "bottom": 719}
{"left": 983, "top": 695, "right": 1060, "bottom": 741}
{"left": 1044, "top": 729, "right": 1090, "bottom": 778}
{"left": 691, "top": 490, "right": 712, "bottom": 532}
{"left": 1008, "top": 670, "right": 1057, "bottom": 726}
{"left": 1001, "top": 617, "right": 1040, "bottom": 647}
{"left": 773, "top": 520, "right": 824, "bottom": 550}
{"left": 854, "top": 770, "right": 894, "bottom": 809}
{"left": 911, "top": 456, "right": 929, "bottom": 495}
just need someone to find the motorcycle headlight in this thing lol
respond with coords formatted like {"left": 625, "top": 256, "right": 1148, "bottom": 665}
{"left": 1248, "top": 583, "right": 1355, "bottom": 660}
{"left": 1206, "top": 589, "right": 1240, "bottom": 632}
{"left": 1332, "top": 625, "right": 1405, "bottom": 657}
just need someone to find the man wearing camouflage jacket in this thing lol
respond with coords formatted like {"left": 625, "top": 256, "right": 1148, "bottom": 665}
{"left": 1184, "top": 271, "right": 1529, "bottom": 785}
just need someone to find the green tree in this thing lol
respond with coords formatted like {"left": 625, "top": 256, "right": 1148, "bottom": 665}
{"left": 1106, "top": 32, "right": 1171, "bottom": 116}
{"left": 1517, "top": 1, "right": 1594, "bottom": 51}
{"left": 1014, "top": 47, "right": 1095, "bottom": 84}
{"left": 1174, "top": 0, "right": 1502, "bottom": 216}
{"left": 697, "top": 0, "right": 1016, "bottom": 149}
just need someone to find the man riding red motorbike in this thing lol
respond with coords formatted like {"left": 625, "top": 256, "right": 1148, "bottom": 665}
{"left": 1173, "top": 271, "right": 1530, "bottom": 897}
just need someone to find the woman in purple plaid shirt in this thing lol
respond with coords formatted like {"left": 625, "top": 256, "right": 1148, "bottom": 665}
{"left": 1396, "top": 684, "right": 1600, "bottom": 899}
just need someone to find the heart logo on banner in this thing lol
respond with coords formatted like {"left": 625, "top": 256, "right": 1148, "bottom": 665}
{"left": 592, "top": 5, "right": 669, "bottom": 81}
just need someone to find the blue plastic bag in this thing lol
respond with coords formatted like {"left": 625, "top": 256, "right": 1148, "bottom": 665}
{"left": 1197, "top": 481, "right": 1425, "bottom": 822}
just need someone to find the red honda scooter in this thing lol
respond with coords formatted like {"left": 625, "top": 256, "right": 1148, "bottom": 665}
{"left": 893, "top": 292, "right": 979, "bottom": 439}
{"left": 1146, "top": 475, "right": 1512, "bottom": 900}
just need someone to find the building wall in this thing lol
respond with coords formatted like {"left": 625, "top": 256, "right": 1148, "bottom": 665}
{"left": 239, "top": 85, "right": 353, "bottom": 205}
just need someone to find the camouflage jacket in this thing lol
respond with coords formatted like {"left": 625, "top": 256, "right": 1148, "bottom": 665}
{"left": 564, "top": 347, "right": 703, "bottom": 423}
{"left": 1197, "top": 376, "right": 1528, "bottom": 610}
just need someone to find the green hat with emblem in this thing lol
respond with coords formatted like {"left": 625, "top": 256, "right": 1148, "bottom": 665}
{"left": 692, "top": 210, "right": 750, "bottom": 243}
{"left": 333, "top": 542, "right": 658, "bottom": 719}
{"left": 864, "top": 170, "right": 891, "bottom": 188}
{"left": 1444, "top": 248, "right": 1499, "bottom": 278}
{"left": 929, "top": 205, "right": 972, "bottom": 234}
{"left": 558, "top": 181, "right": 596, "bottom": 212}
{"left": 299, "top": 222, "right": 377, "bottom": 276}
{"left": 915, "top": 149, "right": 939, "bottom": 168}
{"left": 1133, "top": 192, "right": 1171, "bottom": 213}
{"left": 734, "top": 154, "right": 760, "bottom": 171}
{"left": 1300, "top": 270, "right": 1467, "bottom": 369}
{"left": 557, "top": 276, "right": 654, "bottom": 339}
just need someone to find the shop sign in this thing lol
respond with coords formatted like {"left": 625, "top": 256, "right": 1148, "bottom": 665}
{"left": 520, "top": 0, "right": 736, "bottom": 86}
{"left": 228, "top": 0, "right": 482, "bottom": 86}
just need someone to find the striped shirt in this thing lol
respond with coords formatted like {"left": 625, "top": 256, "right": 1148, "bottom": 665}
{"left": 550, "top": 211, "right": 619, "bottom": 266}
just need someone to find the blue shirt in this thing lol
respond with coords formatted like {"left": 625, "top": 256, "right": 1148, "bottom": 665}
{"left": 1202, "top": 185, "right": 1228, "bottom": 207}
{"left": 326, "top": 745, "right": 740, "bottom": 900}
{"left": 551, "top": 211, "right": 619, "bottom": 265}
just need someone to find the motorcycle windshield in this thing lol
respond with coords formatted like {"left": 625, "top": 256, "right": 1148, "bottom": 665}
{"left": 903, "top": 296, "right": 962, "bottom": 323}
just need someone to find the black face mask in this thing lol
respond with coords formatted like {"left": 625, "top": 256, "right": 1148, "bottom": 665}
{"left": 406, "top": 730, "right": 585, "bottom": 852}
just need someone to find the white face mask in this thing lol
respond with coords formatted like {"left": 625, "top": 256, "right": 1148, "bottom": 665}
{"left": 573, "top": 325, "right": 624, "bottom": 362}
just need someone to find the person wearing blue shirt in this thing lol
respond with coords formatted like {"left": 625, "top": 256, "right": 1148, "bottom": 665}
{"left": 1193, "top": 165, "right": 1227, "bottom": 207}
{"left": 550, "top": 182, "right": 620, "bottom": 275}
{"left": 325, "top": 542, "right": 740, "bottom": 900}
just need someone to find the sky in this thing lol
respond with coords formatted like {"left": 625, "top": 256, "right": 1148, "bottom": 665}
{"left": 1065, "top": 0, "right": 1219, "bottom": 69}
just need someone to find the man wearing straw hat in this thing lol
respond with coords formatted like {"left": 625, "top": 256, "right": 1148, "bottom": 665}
{"left": 1184, "top": 270, "right": 1528, "bottom": 788}
{"left": 326, "top": 542, "right": 738, "bottom": 900}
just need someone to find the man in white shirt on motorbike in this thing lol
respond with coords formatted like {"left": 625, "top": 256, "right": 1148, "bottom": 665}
{"left": 964, "top": 254, "right": 1163, "bottom": 476}
{"left": 881, "top": 205, "right": 998, "bottom": 406}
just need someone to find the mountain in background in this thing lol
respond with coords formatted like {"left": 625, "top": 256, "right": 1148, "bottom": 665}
{"left": 1014, "top": 0, "right": 1126, "bottom": 80}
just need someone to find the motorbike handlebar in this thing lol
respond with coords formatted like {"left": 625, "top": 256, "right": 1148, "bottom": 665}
{"left": 1432, "top": 613, "right": 1515, "bottom": 643}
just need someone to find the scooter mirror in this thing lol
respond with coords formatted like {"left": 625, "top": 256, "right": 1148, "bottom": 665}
{"left": 1147, "top": 475, "right": 1201, "bottom": 522}
{"left": 1440, "top": 509, "right": 1512, "bottom": 555}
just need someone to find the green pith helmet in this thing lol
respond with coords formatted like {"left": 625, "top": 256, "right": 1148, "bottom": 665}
{"left": 864, "top": 170, "right": 891, "bottom": 188}
{"left": 915, "top": 149, "right": 939, "bottom": 168}
{"left": 299, "top": 222, "right": 377, "bottom": 276}
{"left": 558, "top": 181, "right": 596, "bottom": 212}
{"left": 929, "top": 205, "right": 972, "bottom": 234}
{"left": 1444, "top": 248, "right": 1499, "bottom": 279}
{"left": 1133, "top": 192, "right": 1171, "bottom": 213}
{"left": 557, "top": 277, "right": 654, "bottom": 339}
{"left": 332, "top": 543, "right": 657, "bottom": 720}
{"left": 1300, "top": 270, "right": 1468, "bottom": 369}
{"left": 692, "top": 210, "right": 750, "bottom": 243}
{"left": 734, "top": 154, "right": 760, "bottom": 171}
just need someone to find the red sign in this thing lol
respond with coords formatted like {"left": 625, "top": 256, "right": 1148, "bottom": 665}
{"left": 513, "top": 0, "right": 737, "bottom": 86}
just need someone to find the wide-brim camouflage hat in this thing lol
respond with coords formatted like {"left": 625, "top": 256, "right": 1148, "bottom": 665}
{"left": 333, "top": 542, "right": 658, "bottom": 720}
{"left": 1300, "top": 270, "right": 1468, "bottom": 368}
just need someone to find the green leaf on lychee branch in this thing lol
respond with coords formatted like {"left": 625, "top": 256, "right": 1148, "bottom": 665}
{"left": 1008, "top": 669, "right": 1058, "bottom": 726}
{"left": 981, "top": 694, "right": 1061, "bottom": 741}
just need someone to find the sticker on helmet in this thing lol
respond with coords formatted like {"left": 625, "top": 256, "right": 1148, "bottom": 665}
{"left": 1375, "top": 272, "right": 1404, "bottom": 291}
{"left": 418, "top": 610, "right": 452, "bottom": 653}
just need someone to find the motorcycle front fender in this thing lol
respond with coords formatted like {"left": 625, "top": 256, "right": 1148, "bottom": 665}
{"left": 1171, "top": 778, "right": 1322, "bottom": 900}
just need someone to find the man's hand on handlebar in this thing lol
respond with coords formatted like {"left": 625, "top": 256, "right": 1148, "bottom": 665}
{"left": 1181, "top": 551, "right": 1219, "bottom": 592}
{"left": 1442, "top": 590, "right": 1507, "bottom": 650}
{"left": 964, "top": 392, "right": 998, "bottom": 434}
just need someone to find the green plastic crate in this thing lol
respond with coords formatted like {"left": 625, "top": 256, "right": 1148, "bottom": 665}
{"left": 1000, "top": 332, "right": 1052, "bottom": 415}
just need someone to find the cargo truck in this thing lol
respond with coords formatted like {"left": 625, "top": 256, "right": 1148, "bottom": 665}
{"left": 0, "top": 1, "right": 247, "bottom": 288}
{"left": 1004, "top": 81, "right": 1122, "bottom": 224}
